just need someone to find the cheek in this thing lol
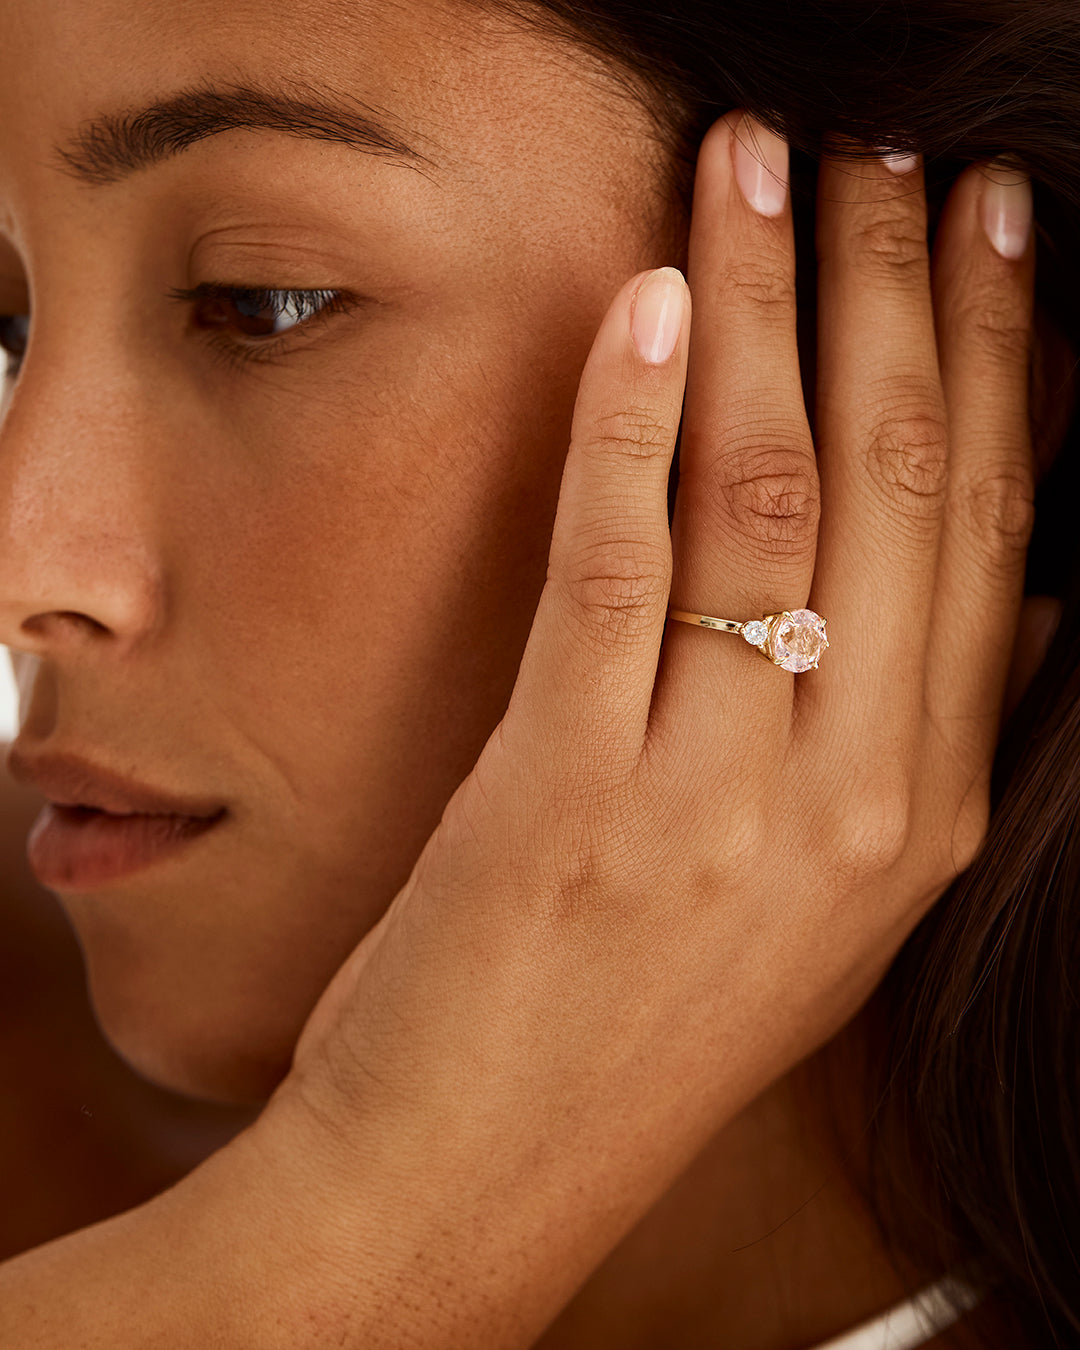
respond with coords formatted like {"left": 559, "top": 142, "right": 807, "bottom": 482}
{"left": 67, "top": 370, "right": 572, "bottom": 1104}
{"left": 86, "top": 286, "right": 603, "bottom": 1100}
{"left": 170, "top": 311, "right": 582, "bottom": 830}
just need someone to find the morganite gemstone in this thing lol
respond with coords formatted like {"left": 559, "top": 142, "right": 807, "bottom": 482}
{"left": 769, "top": 609, "right": 828, "bottom": 672}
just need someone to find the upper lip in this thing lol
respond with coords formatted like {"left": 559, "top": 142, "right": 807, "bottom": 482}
{"left": 6, "top": 748, "right": 226, "bottom": 819}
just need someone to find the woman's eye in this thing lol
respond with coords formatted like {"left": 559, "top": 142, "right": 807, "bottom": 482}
{"left": 0, "top": 313, "right": 29, "bottom": 377}
{"left": 168, "top": 284, "right": 350, "bottom": 343}
{"left": 1, "top": 286, "right": 354, "bottom": 381}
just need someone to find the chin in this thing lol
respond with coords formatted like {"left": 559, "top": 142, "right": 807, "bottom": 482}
{"left": 76, "top": 928, "right": 314, "bottom": 1106}
{"left": 100, "top": 1007, "right": 295, "bottom": 1106}
{"left": 56, "top": 846, "right": 389, "bottom": 1105}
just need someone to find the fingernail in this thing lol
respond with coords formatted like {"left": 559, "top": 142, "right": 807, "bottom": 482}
{"left": 981, "top": 160, "right": 1032, "bottom": 260}
{"left": 733, "top": 114, "right": 788, "bottom": 217}
{"left": 878, "top": 149, "right": 919, "bottom": 175}
{"left": 631, "top": 267, "right": 685, "bottom": 365}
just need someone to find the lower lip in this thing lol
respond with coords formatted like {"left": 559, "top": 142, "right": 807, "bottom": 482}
{"left": 27, "top": 804, "right": 223, "bottom": 891}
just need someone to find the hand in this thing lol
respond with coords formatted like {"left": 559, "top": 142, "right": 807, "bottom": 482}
{"left": 279, "top": 112, "right": 1037, "bottom": 1345}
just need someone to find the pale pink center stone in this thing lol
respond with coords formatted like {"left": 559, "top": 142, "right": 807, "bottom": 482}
{"left": 769, "top": 609, "right": 828, "bottom": 672}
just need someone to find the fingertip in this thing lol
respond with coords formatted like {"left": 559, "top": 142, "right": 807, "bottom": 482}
{"left": 980, "top": 159, "right": 1033, "bottom": 261}
{"left": 630, "top": 267, "right": 688, "bottom": 365}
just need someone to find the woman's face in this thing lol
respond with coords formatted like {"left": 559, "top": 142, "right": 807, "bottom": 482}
{"left": 0, "top": 0, "right": 676, "bottom": 1100}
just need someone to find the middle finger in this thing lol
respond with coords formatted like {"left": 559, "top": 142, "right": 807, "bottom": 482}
{"left": 659, "top": 112, "right": 819, "bottom": 738}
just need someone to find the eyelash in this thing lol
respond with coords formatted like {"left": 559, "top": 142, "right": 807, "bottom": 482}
{"left": 0, "top": 284, "right": 359, "bottom": 380}
{"left": 165, "top": 283, "right": 361, "bottom": 370}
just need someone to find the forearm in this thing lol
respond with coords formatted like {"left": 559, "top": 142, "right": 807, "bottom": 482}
{"left": 0, "top": 1115, "right": 542, "bottom": 1349}
{"left": 0, "top": 1106, "right": 353, "bottom": 1348}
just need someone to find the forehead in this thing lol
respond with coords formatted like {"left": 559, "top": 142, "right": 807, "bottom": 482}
{"left": 4, "top": 0, "right": 514, "bottom": 109}
{"left": 0, "top": 0, "right": 651, "bottom": 192}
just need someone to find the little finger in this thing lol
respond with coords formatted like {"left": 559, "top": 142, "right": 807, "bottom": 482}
{"left": 925, "top": 160, "right": 1036, "bottom": 754}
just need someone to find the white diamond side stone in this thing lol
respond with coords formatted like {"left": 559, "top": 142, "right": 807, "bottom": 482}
{"left": 742, "top": 620, "right": 769, "bottom": 647}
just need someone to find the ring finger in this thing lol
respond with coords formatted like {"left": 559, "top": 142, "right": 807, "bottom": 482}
{"left": 807, "top": 147, "right": 947, "bottom": 748}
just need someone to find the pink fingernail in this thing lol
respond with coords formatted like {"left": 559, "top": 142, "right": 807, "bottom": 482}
{"left": 630, "top": 268, "right": 685, "bottom": 365}
{"left": 878, "top": 149, "right": 919, "bottom": 175}
{"left": 733, "top": 114, "right": 789, "bottom": 217}
{"left": 981, "top": 160, "right": 1032, "bottom": 260}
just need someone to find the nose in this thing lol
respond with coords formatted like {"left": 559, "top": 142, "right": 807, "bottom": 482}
{"left": 0, "top": 350, "right": 163, "bottom": 659}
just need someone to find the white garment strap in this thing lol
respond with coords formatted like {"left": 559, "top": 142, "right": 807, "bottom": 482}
{"left": 807, "top": 1276, "right": 980, "bottom": 1350}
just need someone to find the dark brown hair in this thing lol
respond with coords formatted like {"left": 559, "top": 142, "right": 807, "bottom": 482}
{"left": 488, "top": 1, "right": 1080, "bottom": 1341}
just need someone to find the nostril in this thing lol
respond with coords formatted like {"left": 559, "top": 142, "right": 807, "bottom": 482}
{"left": 21, "top": 611, "right": 112, "bottom": 640}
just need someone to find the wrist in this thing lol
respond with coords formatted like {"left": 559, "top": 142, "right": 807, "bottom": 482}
{"left": 0, "top": 1104, "right": 359, "bottom": 1349}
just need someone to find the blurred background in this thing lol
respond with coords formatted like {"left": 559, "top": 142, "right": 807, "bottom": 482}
{"left": 0, "top": 649, "right": 16, "bottom": 740}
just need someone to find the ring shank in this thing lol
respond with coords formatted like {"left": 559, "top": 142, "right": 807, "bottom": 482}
{"left": 667, "top": 609, "right": 744, "bottom": 634}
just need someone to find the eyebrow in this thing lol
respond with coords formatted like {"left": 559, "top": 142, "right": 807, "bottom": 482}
{"left": 53, "top": 79, "right": 438, "bottom": 186}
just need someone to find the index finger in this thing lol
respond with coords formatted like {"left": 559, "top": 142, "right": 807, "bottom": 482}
{"left": 501, "top": 267, "right": 690, "bottom": 776}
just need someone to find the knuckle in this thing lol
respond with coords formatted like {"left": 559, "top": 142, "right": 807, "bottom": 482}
{"left": 830, "top": 780, "right": 912, "bottom": 881}
{"left": 548, "top": 814, "right": 652, "bottom": 927}
{"left": 862, "top": 394, "right": 948, "bottom": 519}
{"left": 716, "top": 816, "right": 769, "bottom": 891}
{"left": 549, "top": 835, "right": 613, "bottom": 925}
{"left": 585, "top": 406, "right": 673, "bottom": 463}
{"left": 727, "top": 471, "right": 819, "bottom": 550}
{"left": 680, "top": 802, "right": 765, "bottom": 903}
{"left": 848, "top": 211, "right": 928, "bottom": 284}
{"left": 710, "top": 444, "right": 820, "bottom": 554}
{"left": 956, "top": 466, "right": 1036, "bottom": 559}
{"left": 716, "top": 257, "right": 796, "bottom": 314}
{"left": 561, "top": 539, "right": 670, "bottom": 649}
{"left": 954, "top": 294, "right": 1033, "bottom": 368}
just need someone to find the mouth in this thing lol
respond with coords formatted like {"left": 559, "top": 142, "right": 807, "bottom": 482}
{"left": 26, "top": 805, "right": 225, "bottom": 891}
{"left": 7, "top": 749, "right": 226, "bottom": 892}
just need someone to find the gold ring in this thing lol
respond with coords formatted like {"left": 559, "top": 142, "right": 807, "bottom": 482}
{"left": 667, "top": 608, "right": 828, "bottom": 673}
